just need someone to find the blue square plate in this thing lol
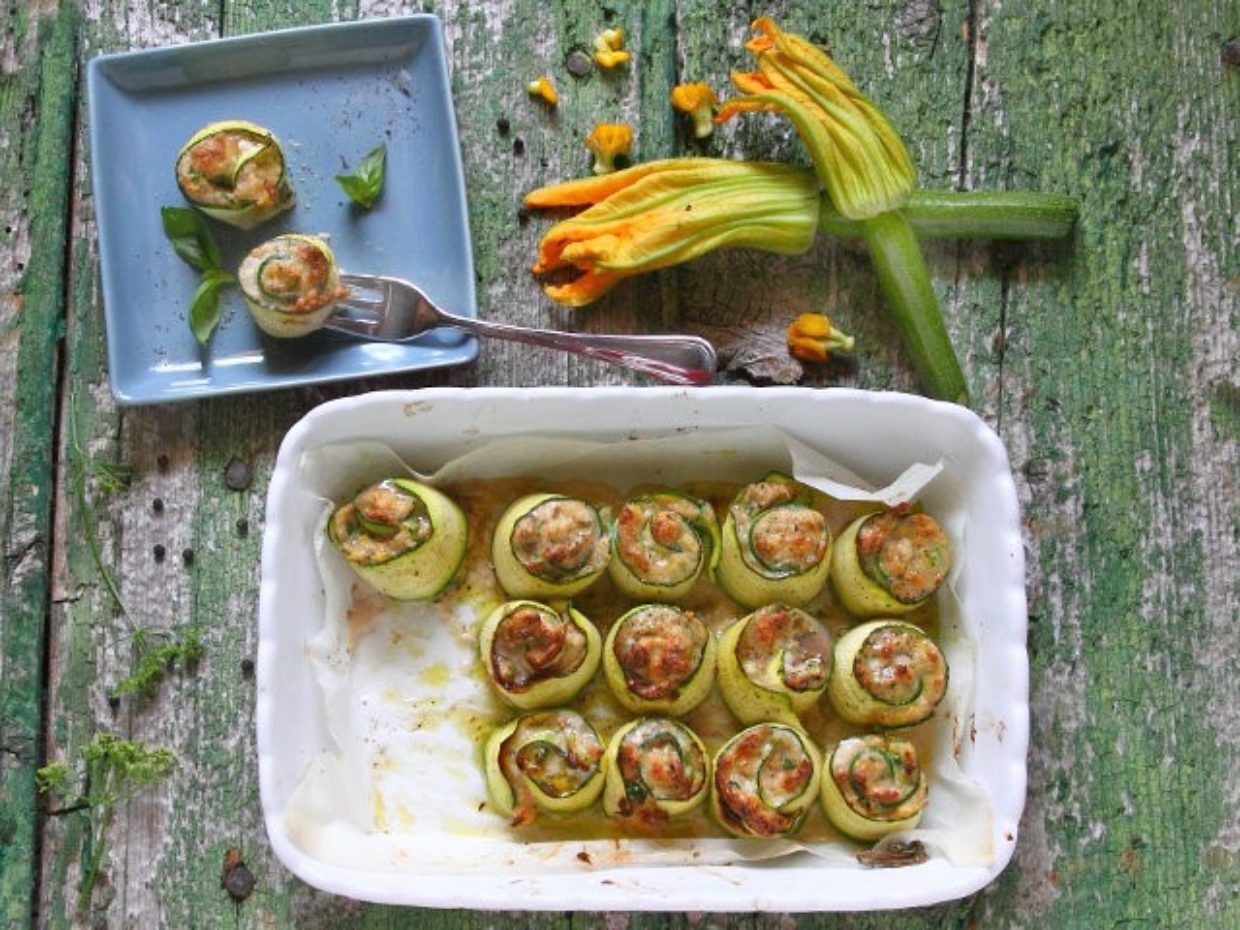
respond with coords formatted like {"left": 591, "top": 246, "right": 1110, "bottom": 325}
{"left": 88, "top": 15, "right": 477, "bottom": 405}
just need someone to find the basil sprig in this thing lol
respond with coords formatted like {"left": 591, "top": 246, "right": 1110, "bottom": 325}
{"left": 335, "top": 143, "right": 386, "bottom": 209}
{"left": 161, "top": 206, "right": 235, "bottom": 345}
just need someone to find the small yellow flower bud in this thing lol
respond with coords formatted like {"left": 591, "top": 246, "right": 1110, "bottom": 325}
{"left": 671, "top": 83, "right": 719, "bottom": 139}
{"left": 527, "top": 75, "right": 559, "bottom": 106}
{"left": 585, "top": 123, "right": 633, "bottom": 175}
{"left": 787, "top": 312, "right": 855, "bottom": 362}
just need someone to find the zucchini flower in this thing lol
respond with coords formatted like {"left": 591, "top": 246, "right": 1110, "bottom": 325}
{"left": 527, "top": 74, "right": 559, "bottom": 106}
{"left": 671, "top": 83, "right": 719, "bottom": 139}
{"left": 786, "top": 312, "right": 854, "bottom": 362}
{"left": 585, "top": 123, "right": 633, "bottom": 175}
{"left": 717, "top": 16, "right": 914, "bottom": 221}
{"left": 525, "top": 158, "right": 820, "bottom": 307}
{"left": 593, "top": 27, "right": 630, "bottom": 68}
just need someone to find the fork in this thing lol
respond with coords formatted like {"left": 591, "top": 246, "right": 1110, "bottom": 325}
{"left": 324, "top": 273, "right": 718, "bottom": 385}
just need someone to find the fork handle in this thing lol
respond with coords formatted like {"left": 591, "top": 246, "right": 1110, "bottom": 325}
{"left": 443, "top": 314, "right": 717, "bottom": 385}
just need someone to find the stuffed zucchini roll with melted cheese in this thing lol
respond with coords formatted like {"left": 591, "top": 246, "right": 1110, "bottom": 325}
{"left": 711, "top": 723, "right": 821, "bottom": 838}
{"left": 327, "top": 478, "right": 467, "bottom": 600}
{"left": 717, "top": 604, "right": 833, "bottom": 727}
{"left": 492, "top": 494, "right": 610, "bottom": 599}
{"left": 821, "top": 734, "right": 928, "bottom": 841}
{"left": 175, "top": 120, "right": 294, "bottom": 228}
{"left": 239, "top": 234, "right": 348, "bottom": 338}
{"left": 609, "top": 492, "right": 720, "bottom": 601}
{"left": 480, "top": 600, "right": 601, "bottom": 710}
{"left": 603, "top": 604, "right": 716, "bottom": 716}
{"left": 484, "top": 709, "right": 605, "bottom": 825}
{"left": 602, "top": 717, "right": 710, "bottom": 826}
{"left": 828, "top": 620, "right": 948, "bottom": 727}
{"left": 717, "top": 473, "right": 832, "bottom": 609}
{"left": 832, "top": 505, "right": 952, "bottom": 618}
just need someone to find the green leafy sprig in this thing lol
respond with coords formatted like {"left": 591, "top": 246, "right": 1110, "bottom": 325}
{"left": 38, "top": 733, "right": 177, "bottom": 913}
{"left": 335, "top": 143, "right": 387, "bottom": 209}
{"left": 111, "top": 627, "right": 205, "bottom": 700}
{"left": 161, "top": 206, "right": 235, "bottom": 345}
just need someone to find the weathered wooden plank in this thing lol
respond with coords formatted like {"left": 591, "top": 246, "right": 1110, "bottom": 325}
{"left": 959, "top": 1, "right": 1240, "bottom": 927}
{"left": 0, "top": 3, "right": 78, "bottom": 927}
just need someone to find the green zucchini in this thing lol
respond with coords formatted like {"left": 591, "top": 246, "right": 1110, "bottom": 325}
{"left": 831, "top": 507, "right": 952, "bottom": 618}
{"left": 479, "top": 600, "right": 601, "bottom": 710}
{"left": 716, "top": 473, "right": 832, "bottom": 609}
{"left": 238, "top": 234, "right": 347, "bottom": 338}
{"left": 326, "top": 478, "right": 467, "bottom": 601}
{"left": 602, "top": 603, "right": 716, "bottom": 717}
{"left": 608, "top": 491, "right": 720, "bottom": 602}
{"left": 710, "top": 722, "right": 821, "bottom": 838}
{"left": 491, "top": 494, "right": 610, "bottom": 599}
{"left": 821, "top": 734, "right": 928, "bottom": 841}
{"left": 827, "top": 620, "right": 948, "bottom": 727}
{"left": 602, "top": 717, "right": 710, "bottom": 826}
{"left": 175, "top": 120, "right": 294, "bottom": 229}
{"left": 484, "top": 709, "right": 606, "bottom": 825}
{"left": 716, "top": 604, "right": 833, "bottom": 727}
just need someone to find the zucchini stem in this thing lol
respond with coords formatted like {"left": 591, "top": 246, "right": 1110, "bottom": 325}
{"left": 862, "top": 211, "right": 968, "bottom": 404}
{"left": 821, "top": 189, "right": 1079, "bottom": 241}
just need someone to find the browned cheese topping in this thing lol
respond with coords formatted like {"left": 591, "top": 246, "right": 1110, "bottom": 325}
{"left": 177, "top": 130, "right": 283, "bottom": 209}
{"left": 854, "top": 625, "right": 946, "bottom": 707}
{"left": 737, "top": 605, "right": 832, "bottom": 693}
{"left": 733, "top": 479, "right": 828, "bottom": 577}
{"left": 857, "top": 506, "right": 952, "bottom": 604}
{"left": 511, "top": 497, "right": 608, "bottom": 581}
{"left": 490, "top": 605, "right": 588, "bottom": 692}
{"left": 613, "top": 606, "right": 708, "bottom": 700}
{"left": 330, "top": 481, "right": 433, "bottom": 566}
{"left": 715, "top": 725, "right": 815, "bottom": 836}
{"left": 253, "top": 241, "right": 348, "bottom": 314}
{"left": 500, "top": 710, "right": 603, "bottom": 826}
{"left": 615, "top": 719, "right": 707, "bottom": 824}
{"left": 830, "top": 735, "right": 927, "bottom": 821}
{"left": 614, "top": 495, "right": 710, "bottom": 585}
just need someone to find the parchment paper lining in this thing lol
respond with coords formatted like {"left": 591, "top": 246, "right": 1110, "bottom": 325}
{"left": 281, "top": 427, "right": 993, "bottom": 874}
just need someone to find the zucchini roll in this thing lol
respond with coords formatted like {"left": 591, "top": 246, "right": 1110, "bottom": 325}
{"left": 327, "top": 478, "right": 467, "bottom": 601}
{"left": 239, "top": 234, "right": 348, "bottom": 338}
{"left": 717, "top": 604, "right": 833, "bottom": 727}
{"left": 479, "top": 600, "right": 601, "bottom": 710}
{"left": 602, "top": 717, "right": 710, "bottom": 826}
{"left": 821, "top": 734, "right": 928, "bottom": 841}
{"left": 608, "top": 492, "right": 720, "bottom": 602}
{"left": 717, "top": 473, "right": 832, "bottom": 609}
{"left": 710, "top": 723, "right": 821, "bottom": 838}
{"left": 603, "top": 604, "right": 716, "bottom": 716}
{"left": 832, "top": 506, "right": 952, "bottom": 618}
{"left": 828, "top": 620, "right": 948, "bottom": 728}
{"left": 491, "top": 494, "right": 610, "bottom": 599}
{"left": 175, "top": 120, "right": 294, "bottom": 229}
{"left": 484, "top": 709, "right": 606, "bottom": 825}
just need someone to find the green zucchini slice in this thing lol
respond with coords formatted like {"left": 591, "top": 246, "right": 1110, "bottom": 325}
{"left": 484, "top": 709, "right": 606, "bottom": 825}
{"left": 239, "top": 234, "right": 348, "bottom": 338}
{"left": 831, "top": 506, "right": 952, "bottom": 618}
{"left": 608, "top": 491, "right": 720, "bottom": 602}
{"left": 716, "top": 473, "right": 832, "bottom": 609}
{"left": 827, "top": 620, "right": 948, "bottom": 727}
{"left": 602, "top": 604, "right": 716, "bottom": 716}
{"left": 710, "top": 722, "right": 822, "bottom": 838}
{"left": 717, "top": 604, "right": 833, "bottom": 727}
{"left": 491, "top": 494, "right": 610, "bottom": 599}
{"left": 479, "top": 600, "right": 601, "bottom": 710}
{"left": 602, "top": 717, "right": 710, "bottom": 826}
{"left": 821, "top": 734, "right": 928, "bottom": 841}
{"left": 175, "top": 120, "right": 294, "bottom": 229}
{"left": 326, "top": 477, "right": 467, "bottom": 601}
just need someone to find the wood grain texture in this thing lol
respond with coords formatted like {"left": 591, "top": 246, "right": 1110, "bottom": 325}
{"left": 0, "top": 4, "right": 78, "bottom": 927}
{"left": 12, "top": 0, "right": 1237, "bottom": 927}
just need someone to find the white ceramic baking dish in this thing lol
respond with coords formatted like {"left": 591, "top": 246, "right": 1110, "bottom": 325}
{"left": 257, "top": 387, "right": 1028, "bottom": 911}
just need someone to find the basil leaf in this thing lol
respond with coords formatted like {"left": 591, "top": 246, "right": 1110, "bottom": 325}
{"left": 188, "top": 271, "right": 235, "bottom": 346}
{"left": 335, "top": 144, "right": 386, "bottom": 209}
{"left": 161, "top": 206, "right": 224, "bottom": 273}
